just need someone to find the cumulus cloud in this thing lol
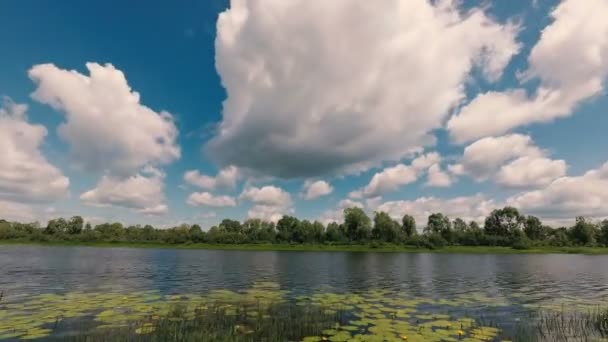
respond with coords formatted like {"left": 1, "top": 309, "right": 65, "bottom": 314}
{"left": 496, "top": 156, "right": 567, "bottom": 188}
{"left": 208, "top": 0, "right": 520, "bottom": 178}
{"left": 0, "top": 200, "right": 41, "bottom": 222}
{"left": 0, "top": 98, "right": 69, "bottom": 203}
{"left": 507, "top": 162, "right": 608, "bottom": 220}
{"left": 240, "top": 185, "right": 292, "bottom": 222}
{"left": 450, "top": 134, "right": 566, "bottom": 187}
{"left": 80, "top": 167, "right": 168, "bottom": 215}
{"left": 426, "top": 164, "right": 452, "bottom": 187}
{"left": 186, "top": 192, "right": 237, "bottom": 207}
{"left": 184, "top": 166, "right": 239, "bottom": 190}
{"left": 375, "top": 194, "right": 498, "bottom": 228}
{"left": 319, "top": 198, "right": 365, "bottom": 225}
{"left": 302, "top": 180, "right": 333, "bottom": 200}
{"left": 29, "top": 63, "right": 180, "bottom": 176}
{"left": 448, "top": 0, "right": 608, "bottom": 143}
{"left": 350, "top": 153, "right": 441, "bottom": 198}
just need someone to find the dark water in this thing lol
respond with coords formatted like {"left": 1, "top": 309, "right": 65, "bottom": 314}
{"left": 2, "top": 245, "right": 608, "bottom": 303}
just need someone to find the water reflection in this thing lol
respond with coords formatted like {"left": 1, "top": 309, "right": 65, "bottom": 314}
{"left": 1, "top": 246, "right": 608, "bottom": 304}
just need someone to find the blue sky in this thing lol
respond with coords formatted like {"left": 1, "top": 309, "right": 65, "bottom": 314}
{"left": 1, "top": 0, "right": 607, "bottom": 228}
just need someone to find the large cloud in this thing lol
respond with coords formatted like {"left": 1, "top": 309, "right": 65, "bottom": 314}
{"left": 208, "top": 0, "right": 520, "bottom": 178}
{"left": 350, "top": 153, "right": 441, "bottom": 198}
{"left": 0, "top": 99, "right": 69, "bottom": 202}
{"left": 80, "top": 167, "right": 168, "bottom": 215}
{"left": 375, "top": 194, "right": 498, "bottom": 228}
{"left": 302, "top": 180, "right": 333, "bottom": 200}
{"left": 29, "top": 63, "right": 180, "bottom": 176}
{"left": 0, "top": 200, "right": 41, "bottom": 222}
{"left": 240, "top": 185, "right": 293, "bottom": 222}
{"left": 184, "top": 166, "right": 239, "bottom": 190}
{"left": 448, "top": 0, "right": 608, "bottom": 143}
{"left": 426, "top": 164, "right": 452, "bottom": 188}
{"left": 450, "top": 134, "right": 566, "bottom": 187}
{"left": 507, "top": 162, "right": 608, "bottom": 220}
{"left": 186, "top": 192, "right": 237, "bottom": 207}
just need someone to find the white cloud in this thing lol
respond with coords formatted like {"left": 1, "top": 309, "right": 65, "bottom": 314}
{"left": 186, "top": 192, "right": 237, "bottom": 207}
{"left": 240, "top": 185, "right": 292, "bottom": 222}
{"left": 29, "top": 63, "right": 180, "bottom": 176}
{"left": 0, "top": 200, "right": 40, "bottom": 222}
{"left": 448, "top": 0, "right": 608, "bottom": 143}
{"left": 302, "top": 180, "right": 333, "bottom": 200}
{"left": 319, "top": 198, "right": 365, "bottom": 225}
{"left": 240, "top": 185, "right": 291, "bottom": 206}
{"left": 507, "top": 162, "right": 608, "bottom": 220}
{"left": 80, "top": 167, "right": 168, "bottom": 215}
{"left": 184, "top": 166, "right": 239, "bottom": 190}
{"left": 0, "top": 98, "right": 69, "bottom": 203}
{"left": 375, "top": 194, "right": 498, "bottom": 227}
{"left": 496, "top": 156, "right": 567, "bottom": 188}
{"left": 208, "top": 0, "right": 520, "bottom": 178}
{"left": 426, "top": 164, "right": 452, "bottom": 187}
{"left": 450, "top": 134, "right": 566, "bottom": 187}
{"left": 350, "top": 153, "right": 440, "bottom": 198}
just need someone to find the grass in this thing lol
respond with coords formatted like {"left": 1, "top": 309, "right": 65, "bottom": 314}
{"left": 2, "top": 240, "right": 608, "bottom": 254}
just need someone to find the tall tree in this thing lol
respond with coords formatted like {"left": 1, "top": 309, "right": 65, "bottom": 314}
{"left": 343, "top": 207, "right": 371, "bottom": 242}
{"left": 523, "top": 215, "right": 545, "bottom": 240}
{"left": 276, "top": 215, "right": 300, "bottom": 242}
{"left": 45, "top": 218, "right": 68, "bottom": 235}
{"left": 372, "top": 211, "right": 399, "bottom": 242}
{"left": 219, "top": 219, "right": 242, "bottom": 234}
{"left": 189, "top": 224, "right": 204, "bottom": 242}
{"left": 325, "top": 222, "right": 346, "bottom": 242}
{"left": 599, "top": 220, "right": 608, "bottom": 247}
{"left": 570, "top": 217, "right": 597, "bottom": 246}
{"left": 67, "top": 216, "right": 84, "bottom": 235}
{"left": 425, "top": 213, "right": 452, "bottom": 242}
{"left": 425, "top": 213, "right": 451, "bottom": 235}
{"left": 401, "top": 214, "right": 417, "bottom": 237}
{"left": 452, "top": 218, "right": 468, "bottom": 233}
{"left": 484, "top": 207, "right": 523, "bottom": 237}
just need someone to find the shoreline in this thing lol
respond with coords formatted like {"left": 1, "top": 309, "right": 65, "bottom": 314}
{"left": 1, "top": 240, "right": 608, "bottom": 254}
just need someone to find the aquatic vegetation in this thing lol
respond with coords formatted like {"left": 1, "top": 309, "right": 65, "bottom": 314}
{"left": 1, "top": 283, "right": 607, "bottom": 341}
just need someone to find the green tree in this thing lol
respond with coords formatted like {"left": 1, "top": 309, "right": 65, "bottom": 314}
{"left": 142, "top": 224, "right": 155, "bottom": 240}
{"left": 570, "top": 217, "right": 597, "bottom": 246}
{"left": 219, "top": 219, "right": 242, "bottom": 234}
{"left": 343, "top": 207, "right": 371, "bottom": 242}
{"left": 325, "top": 222, "right": 346, "bottom": 243}
{"left": 523, "top": 215, "right": 545, "bottom": 240}
{"left": 67, "top": 216, "right": 84, "bottom": 235}
{"left": 189, "top": 224, "right": 204, "bottom": 243}
{"left": 425, "top": 213, "right": 452, "bottom": 241}
{"left": 484, "top": 207, "right": 523, "bottom": 237}
{"left": 45, "top": 218, "right": 68, "bottom": 235}
{"left": 401, "top": 214, "right": 417, "bottom": 237}
{"left": 469, "top": 221, "right": 481, "bottom": 232}
{"left": 452, "top": 218, "right": 468, "bottom": 233}
{"left": 600, "top": 220, "right": 608, "bottom": 247}
{"left": 276, "top": 215, "right": 300, "bottom": 242}
{"left": 372, "top": 211, "right": 399, "bottom": 242}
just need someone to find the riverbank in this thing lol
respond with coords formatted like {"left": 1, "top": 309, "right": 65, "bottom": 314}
{"left": 1, "top": 240, "right": 608, "bottom": 254}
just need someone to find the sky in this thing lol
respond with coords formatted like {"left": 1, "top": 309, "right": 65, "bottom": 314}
{"left": 0, "top": 0, "right": 607, "bottom": 229}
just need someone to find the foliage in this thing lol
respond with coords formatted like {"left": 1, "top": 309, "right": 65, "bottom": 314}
{"left": 1, "top": 206, "right": 607, "bottom": 250}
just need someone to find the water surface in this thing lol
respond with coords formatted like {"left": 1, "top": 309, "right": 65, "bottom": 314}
{"left": 1, "top": 246, "right": 608, "bottom": 340}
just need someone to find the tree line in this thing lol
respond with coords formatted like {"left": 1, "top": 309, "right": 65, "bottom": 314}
{"left": 1, "top": 206, "right": 608, "bottom": 249}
